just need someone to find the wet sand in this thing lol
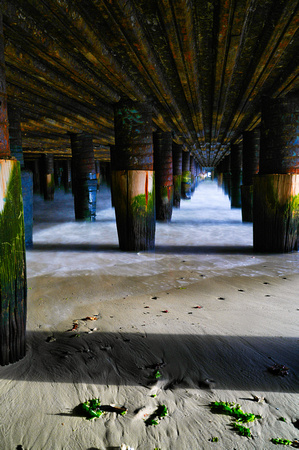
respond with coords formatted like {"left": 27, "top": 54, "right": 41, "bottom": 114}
{"left": 0, "top": 181, "right": 298, "bottom": 449}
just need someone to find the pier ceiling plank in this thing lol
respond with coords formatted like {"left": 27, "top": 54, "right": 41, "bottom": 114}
{"left": 2, "top": 0, "right": 299, "bottom": 166}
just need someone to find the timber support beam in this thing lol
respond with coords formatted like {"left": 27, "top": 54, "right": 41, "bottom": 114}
{"left": 172, "top": 143, "right": 183, "bottom": 208}
{"left": 230, "top": 143, "right": 242, "bottom": 208}
{"left": 8, "top": 104, "right": 33, "bottom": 247}
{"left": 253, "top": 94, "right": 299, "bottom": 252}
{"left": 71, "top": 133, "right": 97, "bottom": 222}
{"left": 154, "top": 131, "right": 173, "bottom": 222}
{"left": 241, "top": 129, "right": 260, "bottom": 222}
{"left": 42, "top": 153, "right": 55, "bottom": 201}
{"left": 181, "top": 150, "right": 191, "bottom": 200}
{"left": 0, "top": 12, "right": 27, "bottom": 365}
{"left": 112, "top": 100, "right": 155, "bottom": 251}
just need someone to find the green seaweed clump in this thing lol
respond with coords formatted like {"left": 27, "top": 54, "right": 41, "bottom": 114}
{"left": 82, "top": 398, "right": 103, "bottom": 419}
{"left": 233, "top": 423, "right": 251, "bottom": 437}
{"left": 145, "top": 404, "right": 168, "bottom": 426}
{"left": 156, "top": 404, "right": 168, "bottom": 417}
{"left": 210, "top": 401, "right": 262, "bottom": 438}
{"left": 271, "top": 438, "right": 292, "bottom": 445}
{"left": 210, "top": 401, "right": 261, "bottom": 423}
{"left": 148, "top": 419, "right": 159, "bottom": 426}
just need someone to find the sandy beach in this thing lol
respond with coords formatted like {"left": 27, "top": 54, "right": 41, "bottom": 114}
{"left": 0, "top": 180, "right": 298, "bottom": 450}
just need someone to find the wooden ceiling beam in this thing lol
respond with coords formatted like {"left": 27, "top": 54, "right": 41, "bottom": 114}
{"left": 4, "top": 40, "right": 114, "bottom": 111}
{"left": 82, "top": 0, "right": 195, "bottom": 142}
{"left": 158, "top": 0, "right": 204, "bottom": 144}
{"left": 2, "top": 0, "right": 298, "bottom": 164}
{"left": 3, "top": 4, "right": 121, "bottom": 105}
{"left": 7, "top": 78, "right": 114, "bottom": 132}
{"left": 227, "top": 0, "right": 299, "bottom": 139}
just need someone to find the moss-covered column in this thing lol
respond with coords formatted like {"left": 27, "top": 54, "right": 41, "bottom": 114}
{"left": 0, "top": 160, "right": 27, "bottom": 365}
{"left": 154, "top": 131, "right": 173, "bottom": 222}
{"left": 172, "top": 142, "right": 182, "bottom": 208}
{"left": 8, "top": 104, "right": 33, "bottom": 248}
{"left": 181, "top": 150, "right": 191, "bottom": 200}
{"left": 230, "top": 143, "right": 242, "bottom": 208}
{"left": 0, "top": 14, "right": 27, "bottom": 365}
{"left": 241, "top": 129, "right": 260, "bottom": 222}
{"left": 113, "top": 100, "right": 155, "bottom": 251}
{"left": 70, "top": 133, "right": 97, "bottom": 221}
{"left": 42, "top": 153, "right": 55, "bottom": 201}
{"left": 253, "top": 94, "right": 299, "bottom": 252}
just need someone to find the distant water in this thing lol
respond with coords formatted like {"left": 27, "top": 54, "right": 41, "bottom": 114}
{"left": 27, "top": 180, "right": 299, "bottom": 280}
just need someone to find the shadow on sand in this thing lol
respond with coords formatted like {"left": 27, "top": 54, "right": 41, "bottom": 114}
{"left": 0, "top": 331, "right": 297, "bottom": 393}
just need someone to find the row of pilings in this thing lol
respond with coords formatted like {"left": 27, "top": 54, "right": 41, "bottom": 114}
{"left": 216, "top": 93, "right": 299, "bottom": 254}
{"left": 110, "top": 102, "right": 200, "bottom": 251}
{"left": 5, "top": 96, "right": 203, "bottom": 252}
{"left": 1, "top": 96, "right": 203, "bottom": 367}
{"left": 1, "top": 28, "right": 298, "bottom": 368}
{"left": 0, "top": 92, "right": 298, "bottom": 367}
